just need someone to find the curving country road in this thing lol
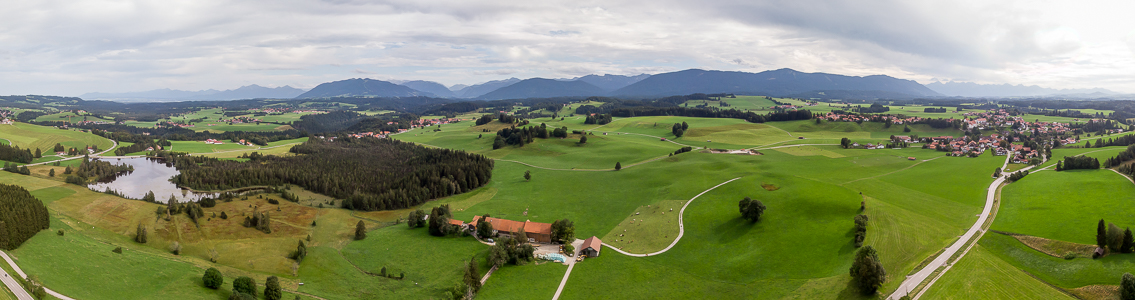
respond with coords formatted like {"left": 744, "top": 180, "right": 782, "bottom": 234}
{"left": 890, "top": 153, "right": 1043, "bottom": 299}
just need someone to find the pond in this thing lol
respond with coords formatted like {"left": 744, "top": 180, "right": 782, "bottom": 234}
{"left": 87, "top": 157, "right": 216, "bottom": 203}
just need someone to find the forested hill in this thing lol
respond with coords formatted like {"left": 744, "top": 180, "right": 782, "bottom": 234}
{"left": 476, "top": 78, "right": 607, "bottom": 100}
{"left": 0, "top": 184, "right": 50, "bottom": 250}
{"left": 611, "top": 68, "right": 941, "bottom": 99}
{"left": 296, "top": 78, "right": 431, "bottom": 98}
{"left": 171, "top": 138, "right": 493, "bottom": 211}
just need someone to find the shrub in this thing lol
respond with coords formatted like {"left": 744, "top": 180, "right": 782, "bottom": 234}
{"left": 268, "top": 199, "right": 280, "bottom": 205}
{"left": 203, "top": 268, "right": 223, "bottom": 289}
{"left": 57, "top": 229, "right": 64, "bottom": 236}
{"left": 1063, "top": 252, "right": 1077, "bottom": 260}
{"left": 563, "top": 243, "right": 575, "bottom": 255}
{"left": 170, "top": 241, "right": 182, "bottom": 255}
{"left": 232, "top": 276, "right": 257, "bottom": 297}
{"left": 1123, "top": 273, "right": 1135, "bottom": 300}
{"left": 112, "top": 246, "right": 123, "bottom": 254}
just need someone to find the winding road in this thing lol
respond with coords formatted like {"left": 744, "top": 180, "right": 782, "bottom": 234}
{"left": 889, "top": 153, "right": 1043, "bottom": 300}
{"left": 0, "top": 250, "right": 73, "bottom": 300}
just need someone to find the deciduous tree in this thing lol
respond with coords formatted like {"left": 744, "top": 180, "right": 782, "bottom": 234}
{"left": 203, "top": 268, "right": 223, "bottom": 289}
{"left": 738, "top": 197, "right": 766, "bottom": 222}
{"left": 849, "top": 246, "right": 886, "bottom": 295}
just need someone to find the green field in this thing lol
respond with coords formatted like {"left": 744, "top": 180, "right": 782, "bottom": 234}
{"left": 995, "top": 169, "right": 1135, "bottom": 244}
{"left": 919, "top": 245, "right": 1075, "bottom": 299}
{"left": 0, "top": 122, "right": 114, "bottom": 154}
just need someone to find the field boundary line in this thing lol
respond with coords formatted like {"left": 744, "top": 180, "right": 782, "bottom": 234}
{"left": 842, "top": 156, "right": 943, "bottom": 185}
{"left": 604, "top": 177, "right": 742, "bottom": 257}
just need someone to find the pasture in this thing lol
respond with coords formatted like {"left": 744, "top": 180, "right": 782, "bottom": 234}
{"left": 919, "top": 245, "right": 1075, "bottom": 299}
{"left": 0, "top": 122, "right": 114, "bottom": 153}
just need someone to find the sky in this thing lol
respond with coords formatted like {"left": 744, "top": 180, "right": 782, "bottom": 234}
{"left": 0, "top": 0, "right": 1133, "bottom": 96}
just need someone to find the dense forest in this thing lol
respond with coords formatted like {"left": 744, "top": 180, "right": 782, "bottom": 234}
{"left": 170, "top": 137, "right": 493, "bottom": 211}
{"left": 0, "top": 184, "right": 50, "bottom": 250}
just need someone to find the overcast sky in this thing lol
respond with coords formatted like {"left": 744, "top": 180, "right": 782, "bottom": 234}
{"left": 1, "top": 0, "right": 1133, "bottom": 96}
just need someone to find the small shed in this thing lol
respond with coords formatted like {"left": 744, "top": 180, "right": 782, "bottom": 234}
{"left": 581, "top": 236, "right": 602, "bottom": 257}
{"left": 907, "top": 157, "right": 916, "bottom": 160}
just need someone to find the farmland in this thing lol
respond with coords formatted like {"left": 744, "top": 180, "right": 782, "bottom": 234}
{"left": 1, "top": 99, "right": 1129, "bottom": 300}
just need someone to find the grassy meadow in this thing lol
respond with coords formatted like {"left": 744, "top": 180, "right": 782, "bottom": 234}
{"left": 0, "top": 122, "right": 114, "bottom": 153}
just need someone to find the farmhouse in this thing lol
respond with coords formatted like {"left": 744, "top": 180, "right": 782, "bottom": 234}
{"left": 581, "top": 236, "right": 602, "bottom": 257}
{"left": 470, "top": 216, "right": 554, "bottom": 243}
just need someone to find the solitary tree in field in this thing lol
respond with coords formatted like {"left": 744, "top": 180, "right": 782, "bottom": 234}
{"left": 615, "top": 162, "right": 622, "bottom": 171}
{"left": 48, "top": 169, "right": 54, "bottom": 177}
{"left": 849, "top": 246, "right": 886, "bottom": 295}
{"left": 355, "top": 220, "right": 367, "bottom": 240}
{"left": 579, "top": 135, "right": 587, "bottom": 144}
{"left": 203, "top": 268, "right": 223, "bottom": 289}
{"left": 1123, "top": 273, "right": 1135, "bottom": 300}
{"left": 738, "top": 197, "right": 766, "bottom": 222}
{"left": 524, "top": 170, "right": 531, "bottom": 181}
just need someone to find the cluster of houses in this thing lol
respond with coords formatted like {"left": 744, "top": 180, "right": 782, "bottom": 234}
{"left": 409, "top": 118, "right": 461, "bottom": 128}
{"left": 345, "top": 131, "right": 395, "bottom": 139}
{"left": 219, "top": 116, "right": 262, "bottom": 124}
{"left": 160, "top": 121, "right": 195, "bottom": 128}
{"left": 818, "top": 112, "right": 923, "bottom": 125}
{"left": 0, "top": 118, "right": 10, "bottom": 125}
{"left": 203, "top": 139, "right": 225, "bottom": 145}
{"left": 923, "top": 135, "right": 1009, "bottom": 157}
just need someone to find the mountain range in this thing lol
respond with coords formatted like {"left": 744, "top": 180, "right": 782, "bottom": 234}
{"left": 81, "top": 85, "right": 305, "bottom": 102}
{"left": 82, "top": 69, "right": 1121, "bottom": 103}
{"left": 925, "top": 81, "right": 1115, "bottom": 98}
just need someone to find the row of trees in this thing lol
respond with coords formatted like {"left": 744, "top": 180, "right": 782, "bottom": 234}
{"left": 1106, "top": 144, "right": 1135, "bottom": 169}
{"left": 1056, "top": 156, "right": 1100, "bottom": 171}
{"left": 607, "top": 106, "right": 812, "bottom": 124}
{"left": 0, "top": 184, "right": 50, "bottom": 250}
{"left": 169, "top": 138, "right": 494, "bottom": 212}
{"left": 1, "top": 162, "right": 30, "bottom": 175}
{"left": 1007, "top": 170, "right": 1030, "bottom": 182}
{"left": 0, "top": 143, "right": 33, "bottom": 163}
{"left": 203, "top": 268, "right": 284, "bottom": 300}
{"left": 853, "top": 214, "right": 869, "bottom": 248}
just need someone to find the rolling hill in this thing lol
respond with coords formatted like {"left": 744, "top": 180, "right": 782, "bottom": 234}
{"left": 476, "top": 78, "right": 606, "bottom": 100}
{"left": 295, "top": 78, "right": 429, "bottom": 99}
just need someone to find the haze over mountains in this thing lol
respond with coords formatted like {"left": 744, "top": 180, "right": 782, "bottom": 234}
{"left": 925, "top": 81, "right": 1116, "bottom": 98}
{"left": 80, "top": 69, "right": 1123, "bottom": 102}
{"left": 81, "top": 85, "right": 305, "bottom": 102}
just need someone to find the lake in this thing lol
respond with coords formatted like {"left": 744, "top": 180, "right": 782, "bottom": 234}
{"left": 87, "top": 157, "right": 215, "bottom": 203}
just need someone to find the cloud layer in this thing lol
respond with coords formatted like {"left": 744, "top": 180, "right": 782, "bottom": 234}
{"left": 0, "top": 0, "right": 1131, "bottom": 95}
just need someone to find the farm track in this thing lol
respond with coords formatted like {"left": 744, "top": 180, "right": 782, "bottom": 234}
{"left": 601, "top": 177, "right": 742, "bottom": 257}
{"left": 842, "top": 156, "right": 944, "bottom": 185}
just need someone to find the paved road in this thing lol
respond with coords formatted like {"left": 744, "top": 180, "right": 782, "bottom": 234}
{"left": 0, "top": 250, "right": 73, "bottom": 300}
{"left": 890, "top": 153, "right": 1043, "bottom": 299}
{"left": 0, "top": 264, "right": 33, "bottom": 300}
{"left": 603, "top": 177, "right": 742, "bottom": 257}
{"left": 549, "top": 239, "right": 584, "bottom": 300}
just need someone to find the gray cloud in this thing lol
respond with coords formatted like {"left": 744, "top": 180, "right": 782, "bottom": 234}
{"left": 0, "top": 0, "right": 1130, "bottom": 95}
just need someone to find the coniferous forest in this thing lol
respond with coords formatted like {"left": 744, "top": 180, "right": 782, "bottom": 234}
{"left": 171, "top": 137, "right": 493, "bottom": 211}
{"left": 0, "top": 184, "right": 50, "bottom": 250}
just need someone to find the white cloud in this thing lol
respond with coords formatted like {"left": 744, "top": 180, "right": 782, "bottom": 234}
{"left": 0, "top": 0, "right": 1131, "bottom": 95}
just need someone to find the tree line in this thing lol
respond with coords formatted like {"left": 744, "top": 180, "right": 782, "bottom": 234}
{"left": 170, "top": 137, "right": 493, "bottom": 212}
{"left": 0, "top": 143, "right": 33, "bottom": 163}
{"left": 64, "top": 157, "right": 134, "bottom": 185}
{"left": 1056, "top": 156, "right": 1100, "bottom": 171}
{"left": 0, "top": 184, "right": 50, "bottom": 250}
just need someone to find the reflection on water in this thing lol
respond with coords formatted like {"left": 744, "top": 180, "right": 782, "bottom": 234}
{"left": 87, "top": 157, "right": 215, "bottom": 203}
